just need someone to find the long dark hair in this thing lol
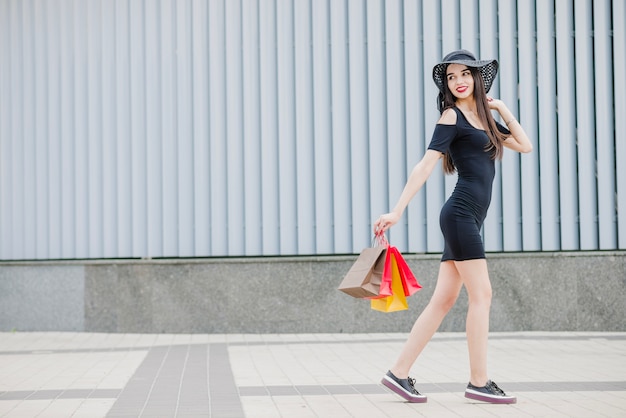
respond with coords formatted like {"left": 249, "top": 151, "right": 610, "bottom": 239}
{"left": 436, "top": 66, "right": 506, "bottom": 174}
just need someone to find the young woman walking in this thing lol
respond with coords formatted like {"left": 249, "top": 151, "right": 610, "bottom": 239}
{"left": 374, "top": 50, "right": 532, "bottom": 404}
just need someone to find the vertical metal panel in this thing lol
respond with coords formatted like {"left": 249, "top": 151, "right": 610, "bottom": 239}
{"left": 0, "top": 2, "right": 12, "bottom": 257}
{"left": 312, "top": 0, "right": 334, "bottom": 254}
{"left": 175, "top": 0, "right": 195, "bottom": 256}
{"left": 58, "top": 1, "right": 76, "bottom": 258}
{"left": 34, "top": 0, "right": 48, "bottom": 259}
{"left": 116, "top": 0, "right": 133, "bottom": 257}
{"left": 47, "top": 2, "right": 63, "bottom": 259}
{"left": 385, "top": 0, "right": 407, "bottom": 249}
{"left": 160, "top": 0, "right": 179, "bottom": 257}
{"left": 574, "top": 0, "right": 599, "bottom": 249}
{"left": 498, "top": 0, "right": 522, "bottom": 251}
{"left": 615, "top": 0, "right": 626, "bottom": 249}
{"left": 242, "top": 0, "right": 263, "bottom": 255}
{"left": 276, "top": 0, "right": 298, "bottom": 253}
{"left": 402, "top": 0, "right": 427, "bottom": 253}
{"left": 294, "top": 0, "right": 315, "bottom": 254}
{"left": 460, "top": 0, "right": 479, "bottom": 53}
{"left": 225, "top": 0, "right": 245, "bottom": 255}
{"left": 145, "top": 0, "right": 163, "bottom": 256}
{"left": 593, "top": 0, "right": 616, "bottom": 249}
{"left": 102, "top": 1, "right": 118, "bottom": 258}
{"left": 347, "top": 0, "right": 370, "bottom": 249}
{"left": 366, "top": 0, "right": 388, "bottom": 243}
{"left": 536, "top": 0, "right": 560, "bottom": 251}
{"left": 329, "top": 0, "right": 353, "bottom": 253}
{"left": 191, "top": 0, "right": 211, "bottom": 255}
{"left": 87, "top": 0, "right": 105, "bottom": 258}
{"left": 555, "top": 0, "right": 579, "bottom": 250}
{"left": 69, "top": 0, "right": 80, "bottom": 257}
{"left": 22, "top": 0, "right": 36, "bottom": 258}
{"left": 0, "top": 0, "right": 11, "bottom": 258}
{"left": 129, "top": 0, "right": 147, "bottom": 257}
{"left": 518, "top": 0, "right": 540, "bottom": 250}
{"left": 0, "top": 0, "right": 622, "bottom": 260}
{"left": 15, "top": 0, "right": 26, "bottom": 258}
{"left": 258, "top": 0, "right": 280, "bottom": 254}
{"left": 441, "top": 0, "right": 459, "bottom": 53}
{"left": 208, "top": 0, "right": 227, "bottom": 255}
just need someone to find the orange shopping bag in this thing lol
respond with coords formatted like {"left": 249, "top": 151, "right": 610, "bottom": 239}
{"left": 370, "top": 252, "right": 408, "bottom": 312}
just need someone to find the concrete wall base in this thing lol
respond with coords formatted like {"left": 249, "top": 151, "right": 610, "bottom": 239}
{"left": 1, "top": 251, "right": 624, "bottom": 333}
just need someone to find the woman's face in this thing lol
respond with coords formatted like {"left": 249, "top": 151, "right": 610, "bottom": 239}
{"left": 446, "top": 64, "right": 474, "bottom": 100}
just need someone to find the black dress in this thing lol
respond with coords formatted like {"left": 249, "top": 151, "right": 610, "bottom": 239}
{"left": 427, "top": 106, "right": 509, "bottom": 262}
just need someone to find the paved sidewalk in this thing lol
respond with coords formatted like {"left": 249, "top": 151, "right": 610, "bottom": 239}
{"left": 0, "top": 332, "right": 625, "bottom": 417}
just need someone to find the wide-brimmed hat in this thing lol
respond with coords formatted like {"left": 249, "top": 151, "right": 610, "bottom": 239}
{"left": 432, "top": 50, "right": 498, "bottom": 93}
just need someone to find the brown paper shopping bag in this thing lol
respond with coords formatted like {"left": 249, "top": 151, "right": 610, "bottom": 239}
{"left": 338, "top": 245, "right": 387, "bottom": 298}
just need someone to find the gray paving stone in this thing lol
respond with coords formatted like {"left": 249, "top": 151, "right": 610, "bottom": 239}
{"left": 0, "top": 332, "right": 625, "bottom": 417}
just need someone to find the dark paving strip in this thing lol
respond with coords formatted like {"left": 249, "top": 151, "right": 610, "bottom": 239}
{"left": 3, "top": 380, "right": 624, "bottom": 402}
{"left": 0, "top": 344, "right": 194, "bottom": 356}
{"left": 176, "top": 344, "right": 211, "bottom": 416}
{"left": 106, "top": 344, "right": 212, "bottom": 417}
{"left": 208, "top": 343, "right": 245, "bottom": 418}
{"left": 106, "top": 346, "right": 170, "bottom": 417}
{"left": 0, "top": 343, "right": 247, "bottom": 417}
{"left": 0, "top": 389, "right": 121, "bottom": 401}
{"left": 239, "top": 381, "right": 626, "bottom": 397}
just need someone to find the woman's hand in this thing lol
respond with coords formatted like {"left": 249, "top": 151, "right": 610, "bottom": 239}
{"left": 373, "top": 212, "right": 400, "bottom": 235}
{"left": 486, "top": 96, "right": 504, "bottom": 111}
{"left": 487, "top": 96, "right": 533, "bottom": 153}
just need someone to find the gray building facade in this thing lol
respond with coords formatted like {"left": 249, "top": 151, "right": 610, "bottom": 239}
{"left": 1, "top": 0, "right": 624, "bottom": 260}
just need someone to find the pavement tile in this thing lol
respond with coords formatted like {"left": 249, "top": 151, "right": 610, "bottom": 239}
{"left": 0, "top": 332, "right": 625, "bottom": 417}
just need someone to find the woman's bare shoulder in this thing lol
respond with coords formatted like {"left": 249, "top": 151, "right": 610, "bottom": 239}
{"left": 437, "top": 107, "right": 457, "bottom": 125}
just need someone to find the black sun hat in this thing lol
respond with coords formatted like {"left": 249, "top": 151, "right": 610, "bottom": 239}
{"left": 432, "top": 50, "right": 499, "bottom": 93}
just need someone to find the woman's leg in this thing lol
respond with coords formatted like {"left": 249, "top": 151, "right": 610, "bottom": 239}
{"left": 453, "top": 259, "right": 492, "bottom": 387}
{"left": 389, "top": 260, "right": 463, "bottom": 378}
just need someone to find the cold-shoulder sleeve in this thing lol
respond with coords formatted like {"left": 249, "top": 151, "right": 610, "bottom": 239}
{"left": 496, "top": 121, "right": 511, "bottom": 136}
{"left": 427, "top": 124, "right": 457, "bottom": 153}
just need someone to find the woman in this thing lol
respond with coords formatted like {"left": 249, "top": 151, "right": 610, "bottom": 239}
{"left": 374, "top": 50, "right": 532, "bottom": 404}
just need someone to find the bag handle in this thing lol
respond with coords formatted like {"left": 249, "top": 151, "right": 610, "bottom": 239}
{"left": 372, "top": 232, "right": 389, "bottom": 247}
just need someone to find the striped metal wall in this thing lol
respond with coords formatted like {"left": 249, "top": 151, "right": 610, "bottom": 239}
{"left": 0, "top": 0, "right": 624, "bottom": 260}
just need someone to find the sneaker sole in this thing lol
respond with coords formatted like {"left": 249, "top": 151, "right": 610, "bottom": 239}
{"left": 381, "top": 375, "right": 427, "bottom": 403}
{"left": 465, "top": 389, "right": 517, "bottom": 404}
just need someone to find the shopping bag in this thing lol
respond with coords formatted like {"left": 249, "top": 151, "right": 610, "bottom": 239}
{"left": 390, "top": 247, "right": 422, "bottom": 296}
{"left": 370, "top": 252, "right": 408, "bottom": 312}
{"left": 339, "top": 233, "right": 421, "bottom": 312}
{"left": 375, "top": 244, "right": 395, "bottom": 298}
{"left": 338, "top": 241, "right": 387, "bottom": 298}
{"left": 373, "top": 245, "right": 421, "bottom": 299}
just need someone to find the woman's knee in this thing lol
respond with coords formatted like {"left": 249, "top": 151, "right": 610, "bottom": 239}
{"left": 430, "top": 293, "right": 459, "bottom": 314}
{"left": 468, "top": 287, "right": 492, "bottom": 308}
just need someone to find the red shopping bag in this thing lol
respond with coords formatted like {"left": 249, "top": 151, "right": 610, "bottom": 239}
{"left": 376, "top": 246, "right": 394, "bottom": 298}
{"left": 390, "top": 246, "right": 422, "bottom": 296}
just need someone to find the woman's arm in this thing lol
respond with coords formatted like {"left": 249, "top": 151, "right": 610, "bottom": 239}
{"left": 488, "top": 97, "right": 533, "bottom": 153}
{"left": 373, "top": 149, "right": 442, "bottom": 234}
